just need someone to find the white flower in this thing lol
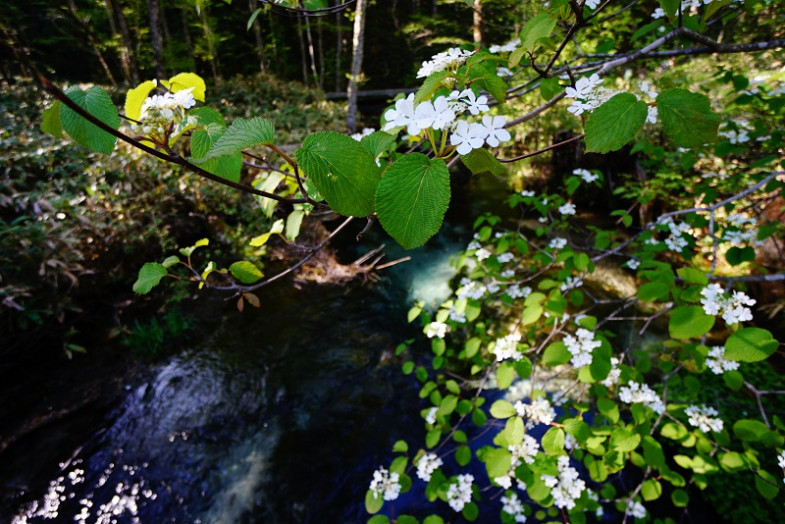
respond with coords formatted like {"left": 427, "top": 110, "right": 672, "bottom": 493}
{"left": 560, "top": 276, "right": 583, "bottom": 292}
{"left": 573, "top": 168, "right": 599, "bottom": 183}
{"left": 646, "top": 106, "right": 658, "bottom": 124}
{"left": 140, "top": 87, "right": 196, "bottom": 121}
{"left": 501, "top": 492, "right": 528, "bottom": 522}
{"left": 459, "top": 89, "right": 490, "bottom": 115}
{"left": 417, "top": 47, "right": 474, "bottom": 78}
{"left": 627, "top": 500, "right": 647, "bottom": 519}
{"left": 685, "top": 405, "right": 724, "bottom": 433}
{"left": 777, "top": 450, "right": 785, "bottom": 469}
{"left": 510, "top": 434, "right": 540, "bottom": 466}
{"left": 494, "top": 333, "right": 523, "bottom": 362}
{"left": 446, "top": 474, "right": 474, "bottom": 511}
{"left": 652, "top": 7, "right": 666, "bottom": 18}
{"left": 489, "top": 38, "right": 520, "bottom": 54}
{"left": 705, "top": 346, "right": 740, "bottom": 374}
{"left": 619, "top": 381, "right": 665, "bottom": 414}
{"left": 567, "top": 100, "right": 594, "bottom": 116}
{"left": 481, "top": 115, "right": 511, "bottom": 147}
{"left": 351, "top": 127, "right": 375, "bottom": 141}
{"left": 549, "top": 237, "right": 567, "bottom": 250}
{"left": 409, "top": 100, "right": 436, "bottom": 135}
{"left": 456, "top": 279, "right": 486, "bottom": 300}
{"left": 626, "top": 259, "right": 640, "bottom": 270}
{"left": 700, "top": 284, "right": 755, "bottom": 324}
{"left": 425, "top": 406, "right": 438, "bottom": 424}
{"left": 541, "top": 456, "right": 586, "bottom": 510}
{"left": 585, "top": 0, "right": 601, "bottom": 8}
{"left": 565, "top": 74, "right": 602, "bottom": 99}
{"left": 498, "top": 252, "right": 514, "bottom": 263}
{"left": 383, "top": 94, "right": 415, "bottom": 131}
{"left": 450, "top": 120, "right": 487, "bottom": 155}
{"left": 501, "top": 269, "right": 516, "bottom": 278}
{"left": 416, "top": 453, "right": 443, "bottom": 482}
{"left": 559, "top": 203, "right": 576, "bottom": 215}
{"left": 601, "top": 357, "right": 622, "bottom": 387}
{"left": 506, "top": 284, "right": 531, "bottom": 299}
{"left": 369, "top": 467, "right": 401, "bottom": 501}
{"left": 521, "top": 190, "right": 535, "bottom": 197}
{"left": 564, "top": 328, "right": 601, "bottom": 367}
{"left": 515, "top": 397, "right": 556, "bottom": 427}
{"left": 425, "top": 321, "right": 449, "bottom": 339}
{"left": 431, "top": 96, "right": 457, "bottom": 129}
{"left": 475, "top": 247, "right": 492, "bottom": 261}
{"left": 640, "top": 81, "right": 658, "bottom": 98}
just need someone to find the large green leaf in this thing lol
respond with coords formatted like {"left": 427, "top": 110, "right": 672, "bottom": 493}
{"left": 41, "top": 102, "right": 63, "bottom": 138}
{"left": 724, "top": 327, "right": 778, "bottom": 362}
{"left": 376, "top": 154, "right": 450, "bottom": 249}
{"left": 191, "top": 124, "right": 242, "bottom": 182}
{"left": 669, "top": 305, "right": 715, "bottom": 339}
{"left": 297, "top": 131, "right": 381, "bottom": 217}
{"left": 124, "top": 80, "right": 157, "bottom": 120}
{"left": 360, "top": 131, "right": 396, "bottom": 160}
{"left": 585, "top": 93, "right": 647, "bottom": 153}
{"left": 520, "top": 13, "right": 556, "bottom": 54}
{"left": 205, "top": 117, "right": 275, "bottom": 159}
{"left": 60, "top": 86, "right": 120, "bottom": 154}
{"left": 460, "top": 149, "right": 506, "bottom": 176}
{"left": 657, "top": 88, "right": 720, "bottom": 148}
{"left": 133, "top": 262, "right": 168, "bottom": 294}
{"left": 229, "top": 261, "right": 263, "bottom": 284}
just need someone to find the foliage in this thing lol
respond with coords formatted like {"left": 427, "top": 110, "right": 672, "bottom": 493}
{"left": 121, "top": 308, "right": 195, "bottom": 357}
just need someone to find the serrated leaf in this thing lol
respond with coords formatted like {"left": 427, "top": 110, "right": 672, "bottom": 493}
{"left": 520, "top": 13, "right": 556, "bottom": 53}
{"left": 205, "top": 117, "right": 275, "bottom": 160}
{"left": 460, "top": 148, "right": 505, "bottom": 176}
{"left": 190, "top": 106, "right": 225, "bottom": 128}
{"left": 191, "top": 125, "right": 242, "bottom": 182}
{"left": 376, "top": 153, "right": 450, "bottom": 249}
{"left": 124, "top": 80, "right": 157, "bottom": 120}
{"left": 61, "top": 86, "right": 119, "bottom": 154}
{"left": 676, "top": 267, "right": 708, "bottom": 285}
{"left": 642, "top": 436, "right": 666, "bottom": 469}
{"left": 657, "top": 88, "right": 720, "bottom": 148}
{"left": 297, "top": 131, "right": 380, "bottom": 217}
{"left": 229, "top": 261, "right": 263, "bottom": 284}
{"left": 585, "top": 93, "right": 648, "bottom": 153}
{"left": 41, "top": 102, "right": 63, "bottom": 138}
{"left": 161, "top": 72, "right": 206, "bottom": 102}
{"left": 415, "top": 70, "right": 451, "bottom": 104}
{"left": 725, "top": 328, "right": 778, "bottom": 362}
{"left": 360, "top": 131, "right": 396, "bottom": 160}
{"left": 132, "top": 262, "right": 168, "bottom": 294}
{"left": 669, "top": 306, "right": 715, "bottom": 339}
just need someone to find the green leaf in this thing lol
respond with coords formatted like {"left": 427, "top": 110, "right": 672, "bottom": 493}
{"left": 253, "top": 171, "right": 286, "bottom": 218}
{"left": 671, "top": 489, "right": 689, "bottom": 507}
{"left": 465, "top": 337, "right": 481, "bottom": 358}
{"left": 60, "top": 86, "right": 120, "bottom": 154}
{"left": 610, "top": 427, "right": 641, "bottom": 452}
{"left": 205, "top": 117, "right": 275, "bottom": 159}
{"left": 542, "top": 341, "right": 570, "bottom": 366}
{"left": 597, "top": 398, "right": 620, "bottom": 423}
{"left": 162, "top": 255, "right": 180, "bottom": 268}
{"left": 190, "top": 106, "right": 226, "bottom": 128}
{"left": 297, "top": 131, "right": 380, "bottom": 217}
{"left": 733, "top": 419, "right": 769, "bottom": 441}
{"left": 456, "top": 444, "right": 472, "bottom": 466}
{"left": 542, "top": 427, "right": 566, "bottom": 456}
{"left": 190, "top": 125, "right": 242, "bottom": 182}
{"left": 641, "top": 479, "right": 663, "bottom": 501}
{"left": 415, "top": 70, "right": 451, "bottom": 104}
{"left": 658, "top": 0, "right": 680, "bottom": 18}
{"left": 656, "top": 89, "right": 721, "bottom": 148}
{"left": 725, "top": 246, "right": 756, "bottom": 266}
{"left": 564, "top": 418, "right": 590, "bottom": 443}
{"left": 490, "top": 400, "right": 516, "bottom": 419}
{"left": 669, "top": 306, "right": 715, "bottom": 340}
{"left": 485, "top": 447, "right": 512, "bottom": 478}
{"left": 676, "top": 267, "right": 708, "bottom": 285}
{"left": 521, "top": 305, "right": 543, "bottom": 325}
{"left": 462, "top": 502, "right": 479, "bottom": 522}
{"left": 423, "top": 516, "right": 444, "bottom": 524}
{"left": 161, "top": 72, "right": 206, "bottom": 102}
{"left": 637, "top": 280, "right": 671, "bottom": 302}
{"left": 497, "top": 362, "right": 515, "bottom": 389}
{"left": 247, "top": 7, "right": 262, "bottom": 30}
{"left": 361, "top": 131, "right": 396, "bottom": 160}
{"left": 376, "top": 154, "right": 450, "bottom": 249}
{"left": 755, "top": 470, "right": 779, "bottom": 500}
{"left": 585, "top": 93, "right": 648, "bottom": 153}
{"left": 249, "top": 219, "right": 284, "bottom": 247}
{"left": 719, "top": 451, "right": 746, "bottom": 472}
{"left": 725, "top": 328, "right": 778, "bottom": 362}
{"left": 132, "top": 262, "right": 168, "bottom": 294}
{"left": 41, "top": 102, "right": 63, "bottom": 138}
{"left": 229, "top": 261, "right": 263, "bottom": 284}
{"left": 124, "top": 80, "right": 157, "bottom": 120}
{"left": 460, "top": 148, "right": 506, "bottom": 176}
{"left": 520, "top": 13, "right": 556, "bottom": 53}
{"left": 365, "top": 489, "right": 383, "bottom": 514}
{"left": 285, "top": 209, "right": 304, "bottom": 241}
{"left": 642, "top": 436, "right": 666, "bottom": 470}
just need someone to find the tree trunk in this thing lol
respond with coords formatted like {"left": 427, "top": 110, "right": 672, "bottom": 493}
{"left": 180, "top": 1, "right": 195, "bottom": 70}
{"left": 248, "top": 0, "right": 267, "bottom": 74}
{"left": 346, "top": 0, "right": 367, "bottom": 133}
{"left": 472, "top": 0, "right": 483, "bottom": 46}
{"left": 66, "top": 0, "right": 117, "bottom": 87}
{"left": 146, "top": 0, "right": 166, "bottom": 79}
{"left": 305, "top": 17, "right": 320, "bottom": 89}
{"left": 317, "top": 17, "right": 325, "bottom": 89}
{"left": 334, "top": 10, "right": 342, "bottom": 92}
{"left": 296, "top": 16, "right": 309, "bottom": 86}
{"left": 106, "top": 0, "right": 139, "bottom": 84}
{"left": 199, "top": 4, "right": 221, "bottom": 82}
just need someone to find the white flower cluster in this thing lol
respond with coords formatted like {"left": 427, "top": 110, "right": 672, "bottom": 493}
{"left": 451, "top": 116, "right": 511, "bottom": 154}
{"left": 515, "top": 397, "right": 556, "bottom": 427}
{"left": 475, "top": 247, "right": 492, "bottom": 261}
{"left": 489, "top": 39, "right": 521, "bottom": 54}
{"left": 494, "top": 333, "right": 523, "bottom": 362}
{"left": 651, "top": 0, "right": 733, "bottom": 19}
{"left": 685, "top": 404, "right": 724, "bottom": 433}
{"left": 564, "top": 73, "right": 620, "bottom": 116}
{"left": 559, "top": 203, "right": 576, "bottom": 215}
{"left": 601, "top": 357, "right": 622, "bottom": 387}
{"left": 627, "top": 499, "right": 647, "bottom": 519}
{"left": 656, "top": 216, "right": 692, "bottom": 252}
{"left": 425, "top": 406, "right": 438, "bottom": 424}
{"left": 573, "top": 168, "right": 599, "bottom": 183}
{"left": 446, "top": 474, "right": 474, "bottom": 511}
{"left": 501, "top": 492, "right": 528, "bottom": 523}
{"left": 448, "top": 303, "right": 467, "bottom": 323}
{"left": 350, "top": 127, "right": 375, "bottom": 141}
{"left": 619, "top": 381, "right": 665, "bottom": 414}
{"left": 457, "top": 278, "right": 487, "bottom": 300}
{"left": 541, "top": 456, "right": 586, "bottom": 510}
{"left": 417, "top": 47, "right": 474, "bottom": 78}
{"left": 564, "top": 328, "right": 601, "bottom": 367}
{"left": 560, "top": 276, "right": 583, "bottom": 292}
{"left": 549, "top": 237, "right": 567, "bottom": 250}
{"left": 140, "top": 87, "right": 196, "bottom": 121}
{"left": 506, "top": 284, "right": 532, "bottom": 299}
{"left": 777, "top": 450, "right": 785, "bottom": 469}
{"left": 498, "top": 252, "right": 515, "bottom": 263}
{"left": 625, "top": 259, "right": 640, "bottom": 270}
{"left": 425, "top": 321, "right": 449, "bottom": 339}
{"left": 705, "top": 345, "right": 740, "bottom": 374}
{"left": 416, "top": 452, "right": 443, "bottom": 482}
{"left": 369, "top": 466, "right": 401, "bottom": 501}
{"left": 510, "top": 434, "right": 541, "bottom": 466}
{"left": 722, "top": 214, "right": 760, "bottom": 245}
{"left": 700, "top": 283, "right": 756, "bottom": 324}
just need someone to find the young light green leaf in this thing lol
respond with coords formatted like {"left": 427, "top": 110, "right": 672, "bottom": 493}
{"left": 161, "top": 72, "right": 206, "bottom": 102}
{"left": 247, "top": 7, "right": 262, "bottom": 31}
{"left": 376, "top": 153, "right": 450, "bottom": 249}
{"left": 520, "top": 13, "right": 556, "bottom": 53}
{"left": 724, "top": 328, "right": 778, "bottom": 362}
{"left": 132, "top": 262, "right": 168, "bottom": 294}
{"left": 60, "top": 86, "right": 120, "bottom": 154}
{"left": 124, "top": 80, "right": 157, "bottom": 120}
{"left": 585, "top": 93, "right": 648, "bottom": 153}
{"left": 205, "top": 117, "right": 275, "bottom": 160}
{"left": 669, "top": 306, "right": 715, "bottom": 340}
{"left": 542, "top": 341, "right": 570, "bottom": 366}
{"left": 41, "top": 102, "right": 63, "bottom": 138}
{"left": 229, "top": 261, "right": 263, "bottom": 284}
{"left": 253, "top": 171, "right": 286, "bottom": 218}
{"left": 414, "top": 70, "right": 451, "bottom": 104}
{"left": 297, "top": 131, "right": 381, "bottom": 217}
{"left": 542, "top": 427, "right": 566, "bottom": 456}
{"left": 190, "top": 106, "right": 226, "bottom": 128}
{"left": 490, "top": 400, "right": 516, "bottom": 419}
{"left": 460, "top": 148, "right": 506, "bottom": 176}
{"left": 285, "top": 209, "right": 304, "bottom": 241}
{"left": 191, "top": 125, "right": 242, "bottom": 182}
{"left": 657, "top": 88, "right": 721, "bottom": 148}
